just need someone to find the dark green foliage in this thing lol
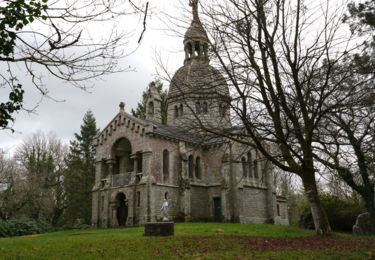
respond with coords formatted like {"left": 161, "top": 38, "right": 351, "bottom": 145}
{"left": 0, "top": 218, "right": 52, "bottom": 237}
{"left": 0, "top": 0, "right": 48, "bottom": 57}
{"left": 344, "top": 1, "right": 375, "bottom": 74}
{"left": 131, "top": 80, "right": 168, "bottom": 125}
{"left": 0, "top": 0, "right": 48, "bottom": 130}
{"left": 299, "top": 193, "right": 365, "bottom": 232}
{"left": 63, "top": 111, "right": 99, "bottom": 225}
{"left": 0, "top": 83, "right": 24, "bottom": 130}
{"left": 345, "top": 1, "right": 375, "bottom": 31}
{"left": 13, "top": 132, "right": 67, "bottom": 225}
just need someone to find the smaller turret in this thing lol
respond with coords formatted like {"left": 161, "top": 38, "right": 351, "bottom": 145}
{"left": 145, "top": 82, "right": 162, "bottom": 123}
{"left": 184, "top": 0, "right": 209, "bottom": 64}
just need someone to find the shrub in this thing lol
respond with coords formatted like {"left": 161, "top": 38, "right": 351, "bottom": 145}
{"left": 0, "top": 218, "right": 53, "bottom": 237}
{"left": 299, "top": 193, "right": 365, "bottom": 232}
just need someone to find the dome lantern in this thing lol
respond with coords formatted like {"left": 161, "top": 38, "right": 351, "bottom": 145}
{"left": 184, "top": 0, "right": 209, "bottom": 64}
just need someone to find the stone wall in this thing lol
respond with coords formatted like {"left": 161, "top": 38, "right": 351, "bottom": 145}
{"left": 190, "top": 185, "right": 209, "bottom": 221}
{"left": 239, "top": 186, "right": 269, "bottom": 224}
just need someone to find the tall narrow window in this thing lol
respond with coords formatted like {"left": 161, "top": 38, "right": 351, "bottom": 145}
{"left": 148, "top": 101, "right": 154, "bottom": 115}
{"left": 247, "top": 152, "right": 253, "bottom": 178}
{"left": 253, "top": 160, "right": 258, "bottom": 178}
{"left": 241, "top": 157, "right": 247, "bottom": 178}
{"left": 196, "top": 102, "right": 201, "bottom": 114}
{"left": 202, "top": 102, "right": 208, "bottom": 113}
{"left": 137, "top": 191, "right": 141, "bottom": 207}
{"left": 188, "top": 155, "right": 194, "bottom": 178}
{"left": 137, "top": 153, "right": 143, "bottom": 173}
{"left": 195, "top": 157, "right": 201, "bottom": 179}
{"left": 179, "top": 104, "right": 184, "bottom": 116}
{"left": 277, "top": 204, "right": 280, "bottom": 216}
{"left": 174, "top": 106, "right": 179, "bottom": 118}
{"left": 163, "top": 149, "right": 169, "bottom": 182}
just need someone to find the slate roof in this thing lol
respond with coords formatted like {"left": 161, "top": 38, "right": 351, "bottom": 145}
{"left": 149, "top": 120, "right": 202, "bottom": 144}
{"left": 145, "top": 120, "right": 228, "bottom": 146}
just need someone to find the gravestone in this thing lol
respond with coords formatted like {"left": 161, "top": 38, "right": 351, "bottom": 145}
{"left": 353, "top": 212, "right": 375, "bottom": 235}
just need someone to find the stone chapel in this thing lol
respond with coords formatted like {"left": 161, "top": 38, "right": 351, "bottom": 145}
{"left": 91, "top": 1, "right": 289, "bottom": 227}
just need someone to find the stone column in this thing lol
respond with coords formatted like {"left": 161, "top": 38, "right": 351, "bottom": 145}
{"left": 221, "top": 155, "right": 231, "bottom": 222}
{"left": 199, "top": 43, "right": 203, "bottom": 57}
{"left": 94, "top": 160, "right": 102, "bottom": 187}
{"left": 130, "top": 153, "right": 139, "bottom": 184}
{"left": 141, "top": 150, "right": 153, "bottom": 222}
{"left": 227, "top": 144, "right": 239, "bottom": 222}
{"left": 106, "top": 159, "right": 115, "bottom": 188}
{"left": 109, "top": 200, "right": 118, "bottom": 227}
{"left": 91, "top": 191, "right": 99, "bottom": 227}
{"left": 180, "top": 155, "right": 191, "bottom": 221}
{"left": 129, "top": 153, "right": 139, "bottom": 225}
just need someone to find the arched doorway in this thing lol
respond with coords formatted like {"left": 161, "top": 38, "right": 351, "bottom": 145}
{"left": 116, "top": 193, "right": 128, "bottom": 227}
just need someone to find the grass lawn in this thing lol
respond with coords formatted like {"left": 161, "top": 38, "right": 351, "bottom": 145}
{"left": 0, "top": 223, "right": 374, "bottom": 259}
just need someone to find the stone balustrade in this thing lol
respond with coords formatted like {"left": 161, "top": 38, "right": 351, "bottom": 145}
{"left": 112, "top": 172, "right": 132, "bottom": 187}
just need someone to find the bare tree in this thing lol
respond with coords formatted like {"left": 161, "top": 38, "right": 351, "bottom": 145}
{"left": 0, "top": 0, "right": 149, "bottom": 130}
{"left": 14, "top": 131, "right": 68, "bottom": 225}
{"left": 0, "top": 150, "right": 26, "bottom": 220}
{"left": 314, "top": 71, "right": 375, "bottom": 233}
{"left": 158, "top": 0, "right": 368, "bottom": 236}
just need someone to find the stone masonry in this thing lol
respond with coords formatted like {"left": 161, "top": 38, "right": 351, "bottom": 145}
{"left": 91, "top": 1, "right": 289, "bottom": 228}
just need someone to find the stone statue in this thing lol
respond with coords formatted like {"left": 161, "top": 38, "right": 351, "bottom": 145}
{"left": 161, "top": 199, "right": 169, "bottom": 221}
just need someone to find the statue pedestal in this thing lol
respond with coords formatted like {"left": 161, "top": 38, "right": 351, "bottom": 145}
{"left": 144, "top": 222, "right": 174, "bottom": 236}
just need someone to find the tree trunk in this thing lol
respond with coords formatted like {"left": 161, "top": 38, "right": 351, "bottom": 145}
{"left": 363, "top": 191, "right": 375, "bottom": 233}
{"left": 301, "top": 172, "right": 332, "bottom": 236}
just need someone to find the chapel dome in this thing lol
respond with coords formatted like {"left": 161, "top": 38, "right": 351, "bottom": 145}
{"left": 168, "top": 59, "right": 230, "bottom": 101}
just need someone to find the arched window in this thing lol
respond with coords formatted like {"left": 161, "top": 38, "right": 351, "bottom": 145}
{"left": 148, "top": 101, "right": 154, "bottom": 115}
{"left": 247, "top": 152, "right": 253, "bottom": 178}
{"left": 112, "top": 138, "right": 133, "bottom": 175}
{"left": 253, "top": 160, "right": 258, "bottom": 178}
{"left": 241, "top": 157, "right": 247, "bottom": 178}
{"left": 174, "top": 106, "right": 179, "bottom": 118}
{"left": 195, "top": 156, "right": 201, "bottom": 179}
{"left": 202, "top": 102, "right": 208, "bottom": 113}
{"left": 196, "top": 102, "right": 201, "bottom": 114}
{"left": 188, "top": 155, "right": 194, "bottom": 178}
{"left": 163, "top": 149, "right": 169, "bottom": 181}
{"left": 179, "top": 104, "right": 184, "bottom": 116}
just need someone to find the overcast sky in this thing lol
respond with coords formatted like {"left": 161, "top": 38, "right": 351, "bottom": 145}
{"left": 0, "top": 0, "right": 351, "bottom": 155}
{"left": 0, "top": 0, "right": 187, "bottom": 155}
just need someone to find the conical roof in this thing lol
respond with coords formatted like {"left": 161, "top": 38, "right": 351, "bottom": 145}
{"left": 184, "top": 0, "right": 208, "bottom": 44}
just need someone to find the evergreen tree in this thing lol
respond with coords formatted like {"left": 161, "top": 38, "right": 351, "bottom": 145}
{"left": 63, "top": 110, "right": 99, "bottom": 225}
{"left": 344, "top": 0, "right": 375, "bottom": 73}
{"left": 131, "top": 80, "right": 168, "bottom": 125}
